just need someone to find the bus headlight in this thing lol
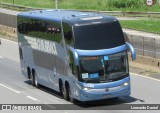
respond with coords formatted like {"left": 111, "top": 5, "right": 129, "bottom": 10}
{"left": 122, "top": 82, "right": 129, "bottom": 87}
{"left": 82, "top": 87, "right": 92, "bottom": 91}
{"left": 76, "top": 83, "right": 93, "bottom": 91}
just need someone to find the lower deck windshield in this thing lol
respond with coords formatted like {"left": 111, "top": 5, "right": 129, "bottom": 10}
{"left": 79, "top": 51, "right": 129, "bottom": 83}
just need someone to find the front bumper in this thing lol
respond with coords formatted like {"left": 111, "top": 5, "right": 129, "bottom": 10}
{"left": 78, "top": 77, "right": 130, "bottom": 102}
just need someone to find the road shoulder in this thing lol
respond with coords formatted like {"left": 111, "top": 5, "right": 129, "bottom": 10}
{"left": 130, "top": 61, "right": 160, "bottom": 80}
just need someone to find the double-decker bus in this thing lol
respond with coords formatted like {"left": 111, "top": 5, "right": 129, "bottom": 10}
{"left": 17, "top": 10, "right": 136, "bottom": 102}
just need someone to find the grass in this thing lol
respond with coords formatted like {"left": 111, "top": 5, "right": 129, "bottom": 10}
{"left": 0, "top": 0, "right": 107, "bottom": 10}
{"left": 0, "top": 0, "right": 160, "bottom": 12}
{"left": 120, "top": 19, "right": 160, "bottom": 34}
{"left": 0, "top": 31, "right": 17, "bottom": 41}
{"left": 0, "top": 0, "right": 55, "bottom": 8}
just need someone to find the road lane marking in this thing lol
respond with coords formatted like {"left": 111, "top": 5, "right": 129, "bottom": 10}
{"left": 131, "top": 73, "right": 160, "bottom": 82}
{"left": 1, "top": 38, "right": 17, "bottom": 44}
{"left": 0, "top": 56, "right": 4, "bottom": 59}
{"left": 26, "top": 96, "right": 38, "bottom": 101}
{"left": 0, "top": 84, "right": 21, "bottom": 93}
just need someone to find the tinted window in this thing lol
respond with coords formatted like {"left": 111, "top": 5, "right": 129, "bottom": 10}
{"left": 17, "top": 17, "right": 61, "bottom": 43}
{"left": 73, "top": 21, "right": 125, "bottom": 50}
{"left": 63, "top": 22, "right": 74, "bottom": 46}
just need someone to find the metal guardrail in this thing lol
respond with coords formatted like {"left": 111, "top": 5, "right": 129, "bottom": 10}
{"left": 0, "top": 3, "right": 160, "bottom": 17}
{"left": 0, "top": 3, "right": 42, "bottom": 11}
{"left": 99, "top": 11, "right": 160, "bottom": 17}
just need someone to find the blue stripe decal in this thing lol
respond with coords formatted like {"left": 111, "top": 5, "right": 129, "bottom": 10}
{"left": 76, "top": 44, "right": 127, "bottom": 56}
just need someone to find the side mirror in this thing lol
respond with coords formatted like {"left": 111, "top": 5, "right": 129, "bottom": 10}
{"left": 67, "top": 46, "right": 79, "bottom": 65}
{"left": 126, "top": 42, "right": 136, "bottom": 61}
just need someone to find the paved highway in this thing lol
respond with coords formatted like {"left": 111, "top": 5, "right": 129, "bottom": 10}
{"left": 0, "top": 39, "right": 160, "bottom": 113}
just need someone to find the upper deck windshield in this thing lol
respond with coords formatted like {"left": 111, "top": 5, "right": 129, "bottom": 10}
{"left": 79, "top": 51, "right": 129, "bottom": 83}
{"left": 73, "top": 21, "right": 125, "bottom": 50}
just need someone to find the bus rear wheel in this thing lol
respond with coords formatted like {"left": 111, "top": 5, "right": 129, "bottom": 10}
{"left": 62, "top": 85, "right": 69, "bottom": 101}
{"left": 31, "top": 70, "right": 39, "bottom": 88}
{"left": 34, "top": 72, "right": 39, "bottom": 88}
{"left": 30, "top": 74, "right": 35, "bottom": 86}
{"left": 68, "top": 85, "right": 75, "bottom": 103}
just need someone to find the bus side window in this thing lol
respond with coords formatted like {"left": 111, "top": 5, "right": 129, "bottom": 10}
{"left": 70, "top": 63, "right": 78, "bottom": 78}
{"left": 17, "top": 17, "right": 26, "bottom": 34}
{"left": 62, "top": 22, "right": 73, "bottom": 46}
{"left": 69, "top": 50, "right": 78, "bottom": 78}
{"left": 69, "top": 63, "right": 74, "bottom": 74}
{"left": 19, "top": 47, "right": 23, "bottom": 60}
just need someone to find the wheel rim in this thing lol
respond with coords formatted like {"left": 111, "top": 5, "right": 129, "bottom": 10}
{"left": 62, "top": 86, "right": 67, "bottom": 99}
{"left": 68, "top": 86, "right": 74, "bottom": 102}
{"left": 68, "top": 86, "right": 71, "bottom": 98}
{"left": 30, "top": 74, "right": 34, "bottom": 86}
{"left": 35, "top": 75, "right": 38, "bottom": 86}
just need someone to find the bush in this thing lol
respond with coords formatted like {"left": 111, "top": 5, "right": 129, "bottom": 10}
{"left": 108, "top": 0, "right": 144, "bottom": 8}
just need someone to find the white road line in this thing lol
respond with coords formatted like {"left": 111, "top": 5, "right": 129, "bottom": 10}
{"left": 0, "top": 56, "right": 4, "bottom": 59}
{"left": 26, "top": 96, "right": 38, "bottom": 101}
{"left": 1, "top": 38, "right": 17, "bottom": 44}
{"left": 0, "top": 84, "right": 21, "bottom": 93}
{"left": 131, "top": 73, "right": 160, "bottom": 82}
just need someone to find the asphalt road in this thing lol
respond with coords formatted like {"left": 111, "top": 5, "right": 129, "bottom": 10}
{"left": 0, "top": 38, "right": 19, "bottom": 62}
{"left": 0, "top": 39, "right": 160, "bottom": 113}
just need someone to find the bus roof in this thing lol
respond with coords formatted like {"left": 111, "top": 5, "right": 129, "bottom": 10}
{"left": 17, "top": 10, "right": 117, "bottom": 25}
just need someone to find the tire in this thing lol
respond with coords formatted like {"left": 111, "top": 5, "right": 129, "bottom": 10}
{"left": 62, "top": 85, "right": 69, "bottom": 101}
{"left": 34, "top": 72, "right": 39, "bottom": 88}
{"left": 30, "top": 74, "right": 35, "bottom": 86}
{"left": 68, "top": 85, "right": 75, "bottom": 103}
{"left": 27, "top": 67, "right": 31, "bottom": 79}
{"left": 59, "top": 81, "right": 63, "bottom": 96}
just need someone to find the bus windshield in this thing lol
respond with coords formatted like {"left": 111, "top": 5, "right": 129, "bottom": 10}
{"left": 79, "top": 51, "right": 128, "bottom": 83}
{"left": 73, "top": 21, "right": 125, "bottom": 50}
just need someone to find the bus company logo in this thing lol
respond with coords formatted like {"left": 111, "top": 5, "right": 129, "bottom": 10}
{"left": 24, "top": 36, "right": 57, "bottom": 55}
{"left": 105, "top": 88, "right": 109, "bottom": 92}
{"left": 146, "top": 0, "right": 154, "bottom": 6}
